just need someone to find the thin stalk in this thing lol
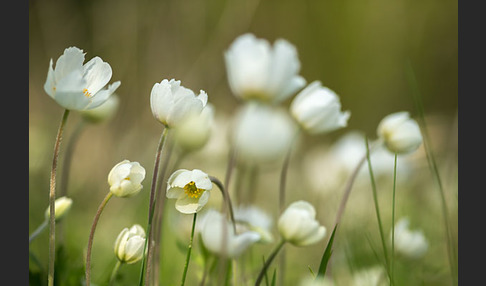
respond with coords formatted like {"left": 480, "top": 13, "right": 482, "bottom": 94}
{"left": 140, "top": 126, "right": 169, "bottom": 286}
{"left": 48, "top": 109, "right": 70, "bottom": 286}
{"left": 180, "top": 213, "right": 198, "bottom": 286}
{"left": 85, "top": 191, "right": 114, "bottom": 286}
{"left": 29, "top": 220, "right": 48, "bottom": 244}
{"left": 391, "top": 153, "right": 398, "bottom": 284}
{"left": 255, "top": 240, "right": 285, "bottom": 286}
{"left": 108, "top": 260, "right": 122, "bottom": 286}
{"left": 209, "top": 176, "right": 236, "bottom": 233}
{"left": 365, "top": 137, "right": 392, "bottom": 284}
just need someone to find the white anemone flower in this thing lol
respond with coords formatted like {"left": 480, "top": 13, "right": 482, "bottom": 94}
{"left": 392, "top": 217, "right": 428, "bottom": 259}
{"left": 198, "top": 209, "right": 261, "bottom": 258}
{"left": 44, "top": 46, "right": 120, "bottom": 111}
{"left": 113, "top": 224, "right": 146, "bottom": 264}
{"left": 278, "top": 200, "right": 326, "bottom": 247}
{"left": 173, "top": 103, "right": 215, "bottom": 153}
{"left": 234, "top": 205, "right": 274, "bottom": 243}
{"left": 108, "top": 160, "right": 146, "bottom": 198}
{"left": 290, "top": 81, "right": 350, "bottom": 134}
{"left": 150, "top": 79, "right": 208, "bottom": 128}
{"left": 166, "top": 169, "right": 213, "bottom": 214}
{"left": 231, "top": 102, "right": 298, "bottom": 165}
{"left": 377, "top": 111, "right": 423, "bottom": 154}
{"left": 224, "top": 33, "right": 306, "bottom": 103}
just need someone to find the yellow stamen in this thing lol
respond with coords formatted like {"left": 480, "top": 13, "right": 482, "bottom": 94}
{"left": 184, "top": 181, "right": 204, "bottom": 199}
{"left": 83, "top": 88, "right": 92, "bottom": 98}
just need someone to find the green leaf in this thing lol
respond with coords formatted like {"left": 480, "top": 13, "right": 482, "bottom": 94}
{"left": 271, "top": 268, "right": 277, "bottom": 286}
{"left": 317, "top": 224, "right": 338, "bottom": 277}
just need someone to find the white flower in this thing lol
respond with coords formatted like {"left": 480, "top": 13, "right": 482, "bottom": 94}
{"left": 198, "top": 209, "right": 261, "bottom": 258}
{"left": 79, "top": 93, "right": 120, "bottom": 124}
{"left": 224, "top": 33, "right": 306, "bottom": 103}
{"left": 351, "top": 266, "right": 388, "bottom": 286}
{"left": 108, "top": 160, "right": 146, "bottom": 197}
{"left": 377, "top": 111, "right": 423, "bottom": 154}
{"left": 150, "top": 79, "right": 208, "bottom": 128}
{"left": 231, "top": 102, "right": 298, "bottom": 165}
{"left": 392, "top": 217, "right": 428, "bottom": 259}
{"left": 113, "top": 224, "right": 146, "bottom": 264}
{"left": 278, "top": 201, "right": 326, "bottom": 247}
{"left": 173, "top": 103, "right": 214, "bottom": 152}
{"left": 290, "top": 81, "right": 350, "bottom": 134}
{"left": 44, "top": 46, "right": 120, "bottom": 111}
{"left": 234, "top": 205, "right": 274, "bottom": 243}
{"left": 166, "top": 169, "right": 213, "bottom": 214}
{"left": 44, "top": 196, "right": 73, "bottom": 221}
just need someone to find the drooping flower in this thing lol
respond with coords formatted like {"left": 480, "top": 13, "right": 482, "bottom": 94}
{"left": 290, "top": 81, "right": 350, "bottom": 134}
{"left": 79, "top": 93, "right": 120, "bottom": 124}
{"left": 173, "top": 103, "right": 214, "bottom": 153}
{"left": 198, "top": 209, "right": 261, "bottom": 258}
{"left": 113, "top": 224, "right": 146, "bottom": 264}
{"left": 150, "top": 79, "right": 208, "bottom": 128}
{"left": 392, "top": 217, "right": 428, "bottom": 259}
{"left": 166, "top": 169, "right": 213, "bottom": 214}
{"left": 231, "top": 102, "right": 298, "bottom": 165}
{"left": 278, "top": 200, "right": 326, "bottom": 247}
{"left": 44, "top": 46, "right": 120, "bottom": 111}
{"left": 108, "top": 160, "right": 146, "bottom": 198}
{"left": 377, "top": 111, "right": 423, "bottom": 154}
{"left": 224, "top": 33, "right": 306, "bottom": 103}
{"left": 44, "top": 196, "right": 73, "bottom": 222}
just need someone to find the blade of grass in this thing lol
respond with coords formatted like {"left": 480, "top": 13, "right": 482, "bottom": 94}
{"left": 317, "top": 224, "right": 338, "bottom": 278}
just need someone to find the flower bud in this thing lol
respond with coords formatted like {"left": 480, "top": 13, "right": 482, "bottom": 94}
{"left": 114, "top": 224, "right": 146, "bottom": 264}
{"left": 44, "top": 196, "right": 73, "bottom": 221}
{"left": 173, "top": 103, "right": 214, "bottom": 152}
{"left": 278, "top": 200, "right": 326, "bottom": 247}
{"left": 377, "top": 111, "right": 422, "bottom": 154}
{"left": 290, "top": 81, "right": 350, "bottom": 134}
{"left": 79, "top": 94, "right": 119, "bottom": 124}
{"left": 108, "top": 160, "right": 146, "bottom": 197}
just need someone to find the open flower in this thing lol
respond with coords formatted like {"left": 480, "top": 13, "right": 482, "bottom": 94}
{"left": 150, "top": 79, "right": 208, "bottom": 128}
{"left": 108, "top": 160, "right": 146, "bottom": 197}
{"left": 166, "top": 169, "right": 213, "bottom": 214}
{"left": 278, "top": 200, "right": 326, "bottom": 246}
{"left": 224, "top": 33, "right": 306, "bottom": 103}
{"left": 44, "top": 196, "right": 73, "bottom": 222}
{"left": 44, "top": 46, "right": 120, "bottom": 111}
{"left": 113, "top": 224, "right": 146, "bottom": 264}
{"left": 290, "top": 81, "right": 350, "bottom": 134}
{"left": 377, "top": 111, "right": 423, "bottom": 154}
{"left": 392, "top": 217, "right": 428, "bottom": 259}
{"left": 198, "top": 209, "right": 261, "bottom": 258}
{"left": 231, "top": 102, "right": 298, "bottom": 165}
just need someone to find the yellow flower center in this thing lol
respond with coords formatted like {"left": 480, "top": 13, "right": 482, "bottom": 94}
{"left": 184, "top": 181, "right": 204, "bottom": 199}
{"left": 83, "top": 88, "right": 92, "bottom": 98}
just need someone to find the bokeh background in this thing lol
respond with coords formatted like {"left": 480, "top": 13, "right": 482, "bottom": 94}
{"left": 29, "top": 0, "right": 458, "bottom": 285}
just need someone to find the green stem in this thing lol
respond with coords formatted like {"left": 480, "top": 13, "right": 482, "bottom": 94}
{"left": 29, "top": 220, "right": 48, "bottom": 244}
{"left": 180, "top": 213, "right": 198, "bottom": 286}
{"left": 254, "top": 240, "right": 285, "bottom": 286}
{"left": 108, "top": 260, "right": 123, "bottom": 286}
{"left": 48, "top": 109, "right": 70, "bottom": 286}
{"left": 139, "top": 126, "right": 169, "bottom": 286}
{"left": 365, "top": 137, "right": 392, "bottom": 284}
{"left": 391, "top": 153, "right": 398, "bottom": 284}
{"left": 85, "top": 191, "right": 114, "bottom": 286}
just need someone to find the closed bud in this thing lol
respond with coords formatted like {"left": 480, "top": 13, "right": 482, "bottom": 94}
{"left": 377, "top": 111, "right": 422, "bottom": 154}
{"left": 114, "top": 224, "right": 146, "bottom": 264}
{"left": 108, "top": 160, "right": 146, "bottom": 197}
{"left": 44, "top": 196, "right": 73, "bottom": 221}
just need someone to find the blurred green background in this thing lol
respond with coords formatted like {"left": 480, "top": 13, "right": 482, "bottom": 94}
{"left": 29, "top": 0, "right": 458, "bottom": 285}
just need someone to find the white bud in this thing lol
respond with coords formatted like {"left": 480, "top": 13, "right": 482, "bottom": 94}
{"left": 278, "top": 201, "right": 326, "bottom": 246}
{"left": 108, "top": 160, "right": 146, "bottom": 197}
{"left": 113, "top": 224, "right": 146, "bottom": 264}
{"left": 44, "top": 196, "right": 73, "bottom": 221}
{"left": 377, "top": 111, "right": 422, "bottom": 154}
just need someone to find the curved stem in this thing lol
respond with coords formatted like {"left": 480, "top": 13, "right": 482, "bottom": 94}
{"left": 85, "top": 191, "right": 114, "bottom": 286}
{"left": 29, "top": 220, "right": 48, "bottom": 244}
{"left": 48, "top": 109, "right": 70, "bottom": 286}
{"left": 140, "top": 126, "right": 169, "bottom": 286}
{"left": 180, "top": 213, "right": 198, "bottom": 286}
{"left": 254, "top": 240, "right": 285, "bottom": 286}
{"left": 209, "top": 176, "right": 236, "bottom": 233}
{"left": 108, "top": 260, "right": 123, "bottom": 286}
